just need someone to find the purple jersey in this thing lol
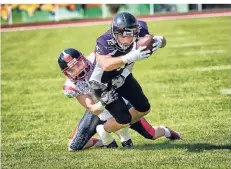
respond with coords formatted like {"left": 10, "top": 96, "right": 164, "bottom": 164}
{"left": 95, "top": 20, "right": 149, "bottom": 56}
{"left": 90, "top": 20, "right": 149, "bottom": 83}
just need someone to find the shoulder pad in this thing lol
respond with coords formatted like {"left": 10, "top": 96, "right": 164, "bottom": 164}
{"left": 63, "top": 80, "right": 79, "bottom": 98}
{"left": 95, "top": 30, "right": 115, "bottom": 55}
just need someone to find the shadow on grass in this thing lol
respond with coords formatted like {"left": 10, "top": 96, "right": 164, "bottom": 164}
{"left": 132, "top": 141, "right": 231, "bottom": 152}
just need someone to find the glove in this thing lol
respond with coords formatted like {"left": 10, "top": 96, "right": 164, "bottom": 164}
{"left": 89, "top": 80, "right": 107, "bottom": 91}
{"left": 100, "top": 88, "right": 118, "bottom": 106}
{"left": 122, "top": 46, "right": 151, "bottom": 64}
{"left": 152, "top": 37, "right": 162, "bottom": 53}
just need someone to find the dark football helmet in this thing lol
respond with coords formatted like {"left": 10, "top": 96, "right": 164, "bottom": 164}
{"left": 58, "top": 48, "right": 90, "bottom": 81}
{"left": 111, "top": 12, "right": 140, "bottom": 51}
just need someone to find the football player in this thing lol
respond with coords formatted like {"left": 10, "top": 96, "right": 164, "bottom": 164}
{"left": 89, "top": 12, "right": 168, "bottom": 141}
{"left": 58, "top": 48, "right": 181, "bottom": 151}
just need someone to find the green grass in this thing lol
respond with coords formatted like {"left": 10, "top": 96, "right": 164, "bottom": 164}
{"left": 1, "top": 16, "right": 231, "bottom": 169}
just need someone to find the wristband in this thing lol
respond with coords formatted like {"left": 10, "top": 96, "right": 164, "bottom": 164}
{"left": 122, "top": 55, "right": 129, "bottom": 64}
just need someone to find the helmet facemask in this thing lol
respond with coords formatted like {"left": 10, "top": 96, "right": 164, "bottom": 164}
{"left": 112, "top": 25, "right": 140, "bottom": 51}
{"left": 63, "top": 56, "right": 90, "bottom": 82}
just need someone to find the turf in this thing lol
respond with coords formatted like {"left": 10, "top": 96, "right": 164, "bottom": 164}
{"left": 1, "top": 16, "right": 231, "bottom": 169}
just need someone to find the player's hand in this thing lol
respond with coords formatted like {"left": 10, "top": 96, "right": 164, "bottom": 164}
{"left": 100, "top": 88, "right": 118, "bottom": 106}
{"left": 152, "top": 37, "right": 162, "bottom": 53}
{"left": 122, "top": 46, "right": 151, "bottom": 64}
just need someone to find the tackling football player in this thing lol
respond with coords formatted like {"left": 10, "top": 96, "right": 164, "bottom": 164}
{"left": 58, "top": 48, "right": 181, "bottom": 151}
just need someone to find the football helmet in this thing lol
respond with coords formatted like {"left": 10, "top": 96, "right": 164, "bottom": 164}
{"left": 58, "top": 48, "right": 90, "bottom": 81}
{"left": 111, "top": 12, "right": 140, "bottom": 51}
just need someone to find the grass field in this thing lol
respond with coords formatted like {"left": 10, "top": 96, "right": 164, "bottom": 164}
{"left": 1, "top": 16, "right": 231, "bottom": 169}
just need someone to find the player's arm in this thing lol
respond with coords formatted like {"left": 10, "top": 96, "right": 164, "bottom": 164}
{"left": 95, "top": 46, "right": 150, "bottom": 71}
{"left": 77, "top": 87, "right": 119, "bottom": 115}
{"left": 63, "top": 82, "right": 103, "bottom": 115}
{"left": 125, "top": 62, "right": 134, "bottom": 72}
{"left": 95, "top": 52, "right": 124, "bottom": 71}
{"left": 76, "top": 94, "right": 103, "bottom": 115}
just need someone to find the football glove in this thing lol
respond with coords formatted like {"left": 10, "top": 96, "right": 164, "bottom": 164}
{"left": 100, "top": 88, "right": 118, "bottom": 106}
{"left": 122, "top": 46, "right": 151, "bottom": 64}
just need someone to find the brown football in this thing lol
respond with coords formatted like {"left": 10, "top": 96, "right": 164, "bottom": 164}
{"left": 136, "top": 35, "right": 155, "bottom": 54}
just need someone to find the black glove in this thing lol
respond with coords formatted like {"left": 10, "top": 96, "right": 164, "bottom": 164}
{"left": 100, "top": 88, "right": 118, "bottom": 106}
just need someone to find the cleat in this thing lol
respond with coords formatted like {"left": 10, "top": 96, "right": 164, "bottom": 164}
{"left": 121, "top": 139, "right": 133, "bottom": 148}
{"left": 105, "top": 140, "right": 118, "bottom": 148}
{"left": 166, "top": 127, "right": 181, "bottom": 140}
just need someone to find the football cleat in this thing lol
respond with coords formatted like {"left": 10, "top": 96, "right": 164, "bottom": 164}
{"left": 105, "top": 140, "right": 118, "bottom": 148}
{"left": 166, "top": 127, "right": 181, "bottom": 140}
{"left": 121, "top": 139, "right": 133, "bottom": 148}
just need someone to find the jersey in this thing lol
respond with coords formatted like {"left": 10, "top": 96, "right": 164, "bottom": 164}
{"left": 62, "top": 53, "right": 113, "bottom": 121}
{"left": 90, "top": 20, "right": 149, "bottom": 84}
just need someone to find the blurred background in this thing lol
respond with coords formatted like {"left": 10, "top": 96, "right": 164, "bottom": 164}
{"left": 1, "top": 4, "right": 231, "bottom": 25}
{"left": 1, "top": 3, "right": 231, "bottom": 169}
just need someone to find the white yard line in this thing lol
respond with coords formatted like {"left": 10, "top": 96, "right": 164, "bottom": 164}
{"left": 144, "top": 65, "right": 231, "bottom": 75}
{"left": 1, "top": 11, "right": 231, "bottom": 32}
{"left": 163, "top": 30, "right": 187, "bottom": 36}
{"left": 167, "top": 36, "right": 194, "bottom": 41}
{"left": 194, "top": 65, "right": 231, "bottom": 71}
{"left": 169, "top": 42, "right": 205, "bottom": 48}
{"left": 183, "top": 49, "right": 226, "bottom": 55}
{"left": 220, "top": 89, "right": 231, "bottom": 95}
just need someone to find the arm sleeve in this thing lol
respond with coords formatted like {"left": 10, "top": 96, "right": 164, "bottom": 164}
{"left": 125, "top": 62, "right": 135, "bottom": 72}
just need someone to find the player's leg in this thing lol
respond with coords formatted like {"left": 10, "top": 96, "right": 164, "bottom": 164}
{"left": 68, "top": 127, "right": 102, "bottom": 151}
{"left": 96, "top": 122, "right": 133, "bottom": 148}
{"left": 96, "top": 100, "right": 133, "bottom": 148}
{"left": 89, "top": 81, "right": 133, "bottom": 147}
{"left": 129, "top": 107, "right": 181, "bottom": 140}
{"left": 104, "top": 95, "right": 132, "bottom": 125}
{"left": 96, "top": 113, "right": 131, "bottom": 148}
{"left": 117, "top": 73, "right": 150, "bottom": 123}
{"left": 68, "top": 109, "right": 103, "bottom": 151}
{"left": 95, "top": 97, "right": 131, "bottom": 148}
{"left": 89, "top": 80, "right": 132, "bottom": 126}
{"left": 114, "top": 126, "right": 133, "bottom": 148}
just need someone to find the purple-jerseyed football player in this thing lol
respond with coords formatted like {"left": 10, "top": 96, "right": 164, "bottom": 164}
{"left": 89, "top": 12, "right": 174, "bottom": 145}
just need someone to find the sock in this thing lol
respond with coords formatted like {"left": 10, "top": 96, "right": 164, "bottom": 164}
{"left": 115, "top": 127, "right": 131, "bottom": 142}
{"left": 91, "top": 137, "right": 99, "bottom": 145}
{"left": 130, "top": 118, "right": 155, "bottom": 139}
{"left": 160, "top": 126, "right": 171, "bottom": 137}
{"left": 96, "top": 124, "right": 114, "bottom": 146}
{"left": 90, "top": 137, "right": 103, "bottom": 147}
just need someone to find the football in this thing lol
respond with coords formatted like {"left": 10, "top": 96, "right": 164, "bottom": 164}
{"left": 136, "top": 35, "right": 155, "bottom": 54}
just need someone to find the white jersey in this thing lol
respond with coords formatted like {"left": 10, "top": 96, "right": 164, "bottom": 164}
{"left": 62, "top": 53, "right": 112, "bottom": 121}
